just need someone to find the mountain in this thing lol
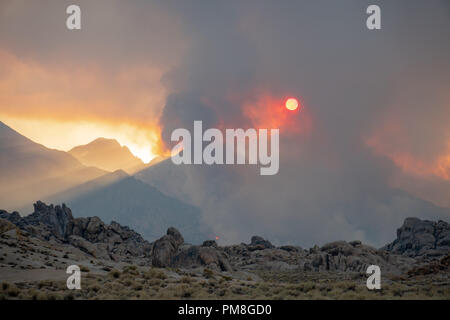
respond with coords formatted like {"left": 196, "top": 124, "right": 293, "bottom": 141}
{"left": 0, "top": 121, "right": 106, "bottom": 211}
{"left": 134, "top": 158, "right": 193, "bottom": 204}
{"left": 47, "top": 171, "right": 209, "bottom": 244}
{"left": 134, "top": 157, "right": 450, "bottom": 247}
{"left": 68, "top": 138, "right": 145, "bottom": 174}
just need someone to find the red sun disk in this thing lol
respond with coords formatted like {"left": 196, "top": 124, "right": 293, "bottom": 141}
{"left": 285, "top": 98, "right": 299, "bottom": 111}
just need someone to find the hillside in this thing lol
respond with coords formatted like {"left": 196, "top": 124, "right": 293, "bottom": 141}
{"left": 0, "top": 121, "right": 106, "bottom": 211}
{"left": 47, "top": 172, "right": 209, "bottom": 244}
{"left": 0, "top": 203, "right": 448, "bottom": 299}
{"left": 69, "top": 138, "right": 145, "bottom": 174}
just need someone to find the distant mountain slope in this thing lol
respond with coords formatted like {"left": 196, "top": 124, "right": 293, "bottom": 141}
{"left": 134, "top": 157, "right": 450, "bottom": 247}
{"left": 0, "top": 121, "right": 106, "bottom": 211}
{"left": 48, "top": 171, "right": 209, "bottom": 244}
{"left": 134, "top": 158, "right": 193, "bottom": 204}
{"left": 69, "top": 138, "right": 144, "bottom": 174}
{"left": 46, "top": 169, "right": 130, "bottom": 203}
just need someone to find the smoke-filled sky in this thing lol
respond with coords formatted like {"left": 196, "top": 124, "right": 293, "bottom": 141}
{"left": 1, "top": 0, "right": 449, "bottom": 246}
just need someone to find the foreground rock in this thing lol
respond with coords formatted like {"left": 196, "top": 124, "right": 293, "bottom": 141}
{"left": 0, "top": 201, "right": 151, "bottom": 263}
{"left": 1, "top": 202, "right": 448, "bottom": 278}
{"left": 151, "top": 227, "right": 184, "bottom": 267}
{"left": 151, "top": 228, "right": 232, "bottom": 271}
{"left": 223, "top": 237, "right": 416, "bottom": 274}
{"left": 151, "top": 232, "right": 420, "bottom": 275}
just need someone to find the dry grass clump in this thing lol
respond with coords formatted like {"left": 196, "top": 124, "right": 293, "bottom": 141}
{"left": 0, "top": 267, "right": 448, "bottom": 300}
{"left": 143, "top": 268, "right": 167, "bottom": 280}
{"left": 108, "top": 269, "right": 121, "bottom": 278}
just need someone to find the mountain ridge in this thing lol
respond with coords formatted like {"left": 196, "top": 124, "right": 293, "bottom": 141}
{"left": 68, "top": 137, "right": 145, "bottom": 174}
{"left": 46, "top": 172, "right": 209, "bottom": 244}
{"left": 0, "top": 121, "right": 107, "bottom": 211}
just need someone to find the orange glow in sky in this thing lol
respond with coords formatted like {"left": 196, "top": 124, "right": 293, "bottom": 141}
{"left": 1, "top": 116, "right": 161, "bottom": 163}
{"left": 242, "top": 94, "right": 310, "bottom": 136}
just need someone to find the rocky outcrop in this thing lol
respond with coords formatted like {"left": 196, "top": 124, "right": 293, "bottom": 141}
{"left": 0, "top": 201, "right": 152, "bottom": 262}
{"left": 202, "top": 240, "right": 218, "bottom": 248}
{"left": 407, "top": 254, "right": 450, "bottom": 276}
{"left": 152, "top": 229, "right": 232, "bottom": 271}
{"left": 0, "top": 210, "right": 22, "bottom": 225}
{"left": 306, "top": 240, "right": 414, "bottom": 273}
{"left": 1, "top": 201, "right": 73, "bottom": 240}
{"left": 222, "top": 237, "right": 415, "bottom": 274}
{"left": 248, "top": 236, "right": 274, "bottom": 251}
{"left": 151, "top": 228, "right": 184, "bottom": 267}
{"left": 1, "top": 202, "right": 448, "bottom": 276}
{"left": 172, "top": 246, "right": 232, "bottom": 271}
{"left": 382, "top": 218, "right": 449, "bottom": 260}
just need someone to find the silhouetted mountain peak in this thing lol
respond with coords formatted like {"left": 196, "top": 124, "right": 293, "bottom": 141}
{"left": 69, "top": 137, "right": 144, "bottom": 173}
{"left": 0, "top": 122, "right": 106, "bottom": 211}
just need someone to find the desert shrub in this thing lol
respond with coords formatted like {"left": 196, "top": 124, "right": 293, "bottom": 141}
{"left": 148, "top": 279, "right": 161, "bottom": 287}
{"left": 180, "top": 276, "right": 192, "bottom": 284}
{"left": 175, "top": 285, "right": 193, "bottom": 298}
{"left": 80, "top": 265, "right": 90, "bottom": 272}
{"left": 109, "top": 269, "right": 121, "bottom": 279}
{"left": 1, "top": 282, "right": 10, "bottom": 290}
{"left": 203, "top": 268, "right": 214, "bottom": 279}
{"left": 63, "top": 292, "right": 74, "bottom": 300}
{"left": 123, "top": 265, "right": 138, "bottom": 275}
{"left": 90, "top": 285, "right": 100, "bottom": 293}
{"left": 221, "top": 275, "right": 232, "bottom": 282}
{"left": 6, "top": 284, "right": 19, "bottom": 297}
{"left": 132, "top": 283, "right": 143, "bottom": 291}
{"left": 122, "top": 279, "right": 134, "bottom": 287}
{"left": 145, "top": 268, "right": 167, "bottom": 280}
{"left": 38, "top": 280, "right": 54, "bottom": 289}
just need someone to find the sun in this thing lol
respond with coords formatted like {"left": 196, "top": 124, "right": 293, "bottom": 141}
{"left": 285, "top": 98, "right": 299, "bottom": 111}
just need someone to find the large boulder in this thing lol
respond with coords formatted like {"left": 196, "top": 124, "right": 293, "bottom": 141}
{"left": 248, "top": 235, "right": 274, "bottom": 250}
{"left": 68, "top": 235, "right": 110, "bottom": 260}
{"left": 172, "top": 246, "right": 232, "bottom": 271}
{"left": 167, "top": 227, "right": 184, "bottom": 246}
{"left": 382, "top": 218, "right": 449, "bottom": 260}
{"left": 69, "top": 216, "right": 107, "bottom": 242}
{"left": 26, "top": 201, "right": 74, "bottom": 238}
{"left": 202, "top": 240, "right": 218, "bottom": 248}
{"left": 0, "top": 210, "right": 22, "bottom": 225}
{"left": 152, "top": 227, "right": 184, "bottom": 267}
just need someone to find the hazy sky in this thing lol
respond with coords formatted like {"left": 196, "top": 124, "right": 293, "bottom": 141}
{"left": 0, "top": 0, "right": 449, "bottom": 245}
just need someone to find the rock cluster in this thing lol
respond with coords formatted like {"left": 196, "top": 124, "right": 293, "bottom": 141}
{"left": 1, "top": 202, "right": 448, "bottom": 276}
{"left": 0, "top": 201, "right": 151, "bottom": 262}
{"left": 151, "top": 228, "right": 231, "bottom": 271}
{"left": 222, "top": 237, "right": 416, "bottom": 274}
{"left": 382, "top": 217, "right": 449, "bottom": 260}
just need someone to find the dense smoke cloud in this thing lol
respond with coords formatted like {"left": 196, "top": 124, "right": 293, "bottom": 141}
{"left": 1, "top": 1, "right": 449, "bottom": 246}
{"left": 156, "top": 0, "right": 450, "bottom": 246}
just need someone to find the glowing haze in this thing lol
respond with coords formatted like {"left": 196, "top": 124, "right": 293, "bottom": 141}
{"left": 0, "top": 1, "right": 187, "bottom": 162}
{"left": 0, "top": 0, "right": 449, "bottom": 246}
